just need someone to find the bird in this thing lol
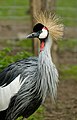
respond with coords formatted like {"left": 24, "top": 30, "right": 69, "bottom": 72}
{"left": 0, "top": 12, "right": 63, "bottom": 120}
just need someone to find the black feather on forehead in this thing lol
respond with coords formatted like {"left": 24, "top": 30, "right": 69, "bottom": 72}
{"left": 33, "top": 23, "right": 44, "bottom": 32}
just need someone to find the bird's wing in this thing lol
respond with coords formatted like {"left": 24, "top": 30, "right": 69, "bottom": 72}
{"left": 0, "top": 57, "right": 38, "bottom": 87}
{"left": 0, "top": 57, "right": 38, "bottom": 111}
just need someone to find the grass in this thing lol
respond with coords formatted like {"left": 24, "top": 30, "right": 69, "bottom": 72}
{"left": 58, "top": 39, "right": 77, "bottom": 52}
{"left": 17, "top": 39, "right": 32, "bottom": 48}
{"left": 0, "top": 0, "right": 77, "bottom": 25}
{"left": 58, "top": 38, "right": 77, "bottom": 81}
{"left": 56, "top": 0, "right": 77, "bottom": 81}
{"left": 0, "top": 0, "right": 30, "bottom": 19}
{"left": 57, "top": 0, "right": 77, "bottom": 7}
{"left": 56, "top": 0, "right": 77, "bottom": 26}
{"left": 0, "top": 0, "right": 29, "bottom": 6}
{"left": 59, "top": 65, "right": 77, "bottom": 81}
{"left": 0, "top": 39, "right": 32, "bottom": 52}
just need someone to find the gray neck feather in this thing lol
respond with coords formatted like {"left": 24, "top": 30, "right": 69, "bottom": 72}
{"left": 38, "top": 36, "right": 58, "bottom": 102}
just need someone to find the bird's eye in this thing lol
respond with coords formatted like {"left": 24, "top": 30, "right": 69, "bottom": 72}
{"left": 38, "top": 30, "right": 42, "bottom": 34}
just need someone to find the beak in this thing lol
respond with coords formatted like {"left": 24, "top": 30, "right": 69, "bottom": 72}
{"left": 26, "top": 32, "right": 39, "bottom": 39}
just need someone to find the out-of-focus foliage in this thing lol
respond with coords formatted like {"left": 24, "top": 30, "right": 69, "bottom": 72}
{"left": 0, "top": 47, "right": 32, "bottom": 70}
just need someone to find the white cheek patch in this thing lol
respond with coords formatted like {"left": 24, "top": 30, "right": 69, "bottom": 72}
{"left": 39, "top": 29, "right": 48, "bottom": 39}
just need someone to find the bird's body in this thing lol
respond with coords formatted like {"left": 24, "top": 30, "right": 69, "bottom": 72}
{"left": 0, "top": 37, "right": 58, "bottom": 120}
{"left": 0, "top": 12, "right": 63, "bottom": 120}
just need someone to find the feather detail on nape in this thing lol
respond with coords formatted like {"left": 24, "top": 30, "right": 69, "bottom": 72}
{"left": 34, "top": 11, "right": 64, "bottom": 40}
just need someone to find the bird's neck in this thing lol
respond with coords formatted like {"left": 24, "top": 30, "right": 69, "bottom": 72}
{"left": 44, "top": 36, "right": 52, "bottom": 53}
{"left": 38, "top": 36, "right": 53, "bottom": 69}
{"left": 38, "top": 36, "right": 57, "bottom": 102}
{"left": 40, "top": 36, "right": 52, "bottom": 59}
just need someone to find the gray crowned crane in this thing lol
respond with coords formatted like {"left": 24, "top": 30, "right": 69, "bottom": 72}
{"left": 0, "top": 12, "right": 63, "bottom": 120}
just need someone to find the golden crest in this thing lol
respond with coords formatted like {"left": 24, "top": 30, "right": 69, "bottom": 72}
{"left": 34, "top": 11, "right": 64, "bottom": 40}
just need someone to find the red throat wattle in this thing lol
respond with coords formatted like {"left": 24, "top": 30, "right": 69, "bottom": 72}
{"left": 40, "top": 40, "right": 45, "bottom": 52}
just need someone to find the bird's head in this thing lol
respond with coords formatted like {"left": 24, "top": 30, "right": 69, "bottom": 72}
{"left": 26, "top": 23, "right": 49, "bottom": 51}
{"left": 26, "top": 12, "right": 64, "bottom": 51}
{"left": 26, "top": 12, "right": 64, "bottom": 40}
{"left": 26, "top": 23, "right": 49, "bottom": 40}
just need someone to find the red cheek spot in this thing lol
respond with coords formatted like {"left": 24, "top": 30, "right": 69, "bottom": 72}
{"left": 40, "top": 41, "right": 45, "bottom": 52}
{"left": 43, "top": 27, "right": 48, "bottom": 31}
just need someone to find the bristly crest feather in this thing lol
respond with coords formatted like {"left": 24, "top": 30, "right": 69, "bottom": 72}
{"left": 34, "top": 11, "right": 64, "bottom": 40}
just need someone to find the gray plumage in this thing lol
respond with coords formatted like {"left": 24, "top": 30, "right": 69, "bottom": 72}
{"left": 6, "top": 36, "right": 58, "bottom": 119}
{"left": 0, "top": 13, "right": 63, "bottom": 119}
{"left": 0, "top": 36, "right": 58, "bottom": 120}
